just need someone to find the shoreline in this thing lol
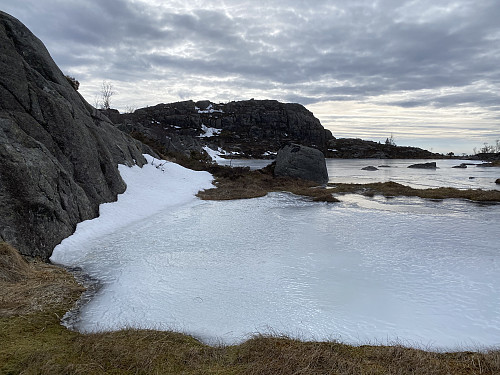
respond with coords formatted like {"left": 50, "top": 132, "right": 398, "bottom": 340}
{"left": 2, "top": 242, "right": 500, "bottom": 374}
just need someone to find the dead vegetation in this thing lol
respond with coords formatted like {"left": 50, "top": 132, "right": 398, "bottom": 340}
{"left": 0, "top": 242, "right": 84, "bottom": 317}
{"left": 328, "top": 181, "right": 500, "bottom": 202}
{"left": 197, "top": 164, "right": 339, "bottom": 202}
{"left": 2, "top": 242, "right": 500, "bottom": 374}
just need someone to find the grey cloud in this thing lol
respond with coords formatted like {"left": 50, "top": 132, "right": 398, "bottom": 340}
{"left": 1, "top": 0, "right": 499, "bottom": 111}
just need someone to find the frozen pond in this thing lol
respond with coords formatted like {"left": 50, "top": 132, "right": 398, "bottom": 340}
{"left": 52, "top": 156, "right": 500, "bottom": 351}
{"left": 218, "top": 158, "right": 499, "bottom": 190}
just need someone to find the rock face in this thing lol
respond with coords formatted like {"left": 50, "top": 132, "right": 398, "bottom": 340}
{"left": 113, "top": 99, "right": 334, "bottom": 158}
{"left": 274, "top": 144, "right": 328, "bottom": 184}
{"left": 327, "top": 138, "right": 440, "bottom": 159}
{"left": 0, "top": 12, "right": 149, "bottom": 260}
{"left": 408, "top": 162, "right": 437, "bottom": 169}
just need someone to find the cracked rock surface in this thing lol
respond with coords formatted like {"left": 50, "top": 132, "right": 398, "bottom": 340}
{"left": 0, "top": 11, "right": 149, "bottom": 260}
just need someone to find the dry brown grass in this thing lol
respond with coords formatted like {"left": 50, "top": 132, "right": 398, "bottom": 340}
{"left": 1, "top": 242, "right": 500, "bottom": 374}
{"left": 328, "top": 181, "right": 500, "bottom": 202}
{"left": 197, "top": 167, "right": 339, "bottom": 202}
{"left": 236, "top": 335, "right": 500, "bottom": 375}
{"left": 0, "top": 242, "right": 84, "bottom": 317}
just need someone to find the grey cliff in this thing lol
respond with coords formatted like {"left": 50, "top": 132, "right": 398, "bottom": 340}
{"left": 0, "top": 11, "right": 149, "bottom": 260}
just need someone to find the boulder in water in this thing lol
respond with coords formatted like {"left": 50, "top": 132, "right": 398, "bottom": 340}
{"left": 408, "top": 162, "right": 437, "bottom": 169}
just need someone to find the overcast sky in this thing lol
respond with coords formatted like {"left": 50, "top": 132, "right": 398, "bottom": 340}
{"left": 2, "top": 0, "right": 499, "bottom": 154}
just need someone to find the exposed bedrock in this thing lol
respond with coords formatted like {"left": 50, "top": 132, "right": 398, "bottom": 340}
{"left": 0, "top": 11, "right": 150, "bottom": 260}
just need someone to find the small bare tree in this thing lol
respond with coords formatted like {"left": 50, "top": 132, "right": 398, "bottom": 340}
{"left": 100, "top": 81, "right": 114, "bottom": 110}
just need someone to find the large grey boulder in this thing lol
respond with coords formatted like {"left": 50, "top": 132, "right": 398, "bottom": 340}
{"left": 0, "top": 11, "right": 150, "bottom": 260}
{"left": 274, "top": 144, "right": 328, "bottom": 184}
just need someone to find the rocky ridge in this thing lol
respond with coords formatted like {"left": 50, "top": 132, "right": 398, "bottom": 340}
{"left": 327, "top": 138, "right": 441, "bottom": 159}
{"left": 0, "top": 11, "right": 150, "bottom": 260}
{"left": 110, "top": 99, "right": 334, "bottom": 158}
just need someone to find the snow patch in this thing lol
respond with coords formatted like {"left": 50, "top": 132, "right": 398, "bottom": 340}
{"left": 197, "top": 104, "right": 224, "bottom": 114}
{"left": 50, "top": 155, "right": 213, "bottom": 266}
{"left": 199, "top": 124, "right": 222, "bottom": 138}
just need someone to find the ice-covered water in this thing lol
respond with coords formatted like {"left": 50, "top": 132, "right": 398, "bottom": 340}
{"left": 218, "top": 158, "right": 499, "bottom": 190}
{"left": 51, "top": 156, "right": 500, "bottom": 350}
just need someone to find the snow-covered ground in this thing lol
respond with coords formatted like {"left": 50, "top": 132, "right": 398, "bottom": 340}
{"left": 51, "top": 155, "right": 500, "bottom": 351}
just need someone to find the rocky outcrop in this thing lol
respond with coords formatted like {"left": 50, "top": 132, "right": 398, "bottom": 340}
{"left": 361, "top": 166, "right": 378, "bottom": 171}
{"left": 496, "top": 179, "right": 500, "bottom": 185}
{"left": 327, "top": 138, "right": 440, "bottom": 159}
{"left": 274, "top": 144, "right": 328, "bottom": 184}
{"left": 113, "top": 99, "right": 334, "bottom": 158}
{"left": 408, "top": 162, "right": 437, "bottom": 169}
{"left": 0, "top": 12, "right": 149, "bottom": 260}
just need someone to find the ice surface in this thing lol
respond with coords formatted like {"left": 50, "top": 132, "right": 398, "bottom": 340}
{"left": 326, "top": 159, "right": 500, "bottom": 190}
{"left": 217, "top": 158, "right": 500, "bottom": 190}
{"left": 51, "top": 156, "right": 500, "bottom": 350}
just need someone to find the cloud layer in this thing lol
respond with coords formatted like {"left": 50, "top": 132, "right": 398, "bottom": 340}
{"left": 1, "top": 0, "right": 499, "bottom": 153}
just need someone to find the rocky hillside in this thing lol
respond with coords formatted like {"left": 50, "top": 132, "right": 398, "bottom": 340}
{"left": 110, "top": 99, "right": 334, "bottom": 158}
{"left": 327, "top": 138, "right": 442, "bottom": 159}
{"left": 0, "top": 11, "right": 150, "bottom": 260}
{"left": 110, "top": 100, "right": 442, "bottom": 160}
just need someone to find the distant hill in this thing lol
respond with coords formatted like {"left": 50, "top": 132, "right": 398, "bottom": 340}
{"left": 109, "top": 101, "right": 440, "bottom": 160}
{"left": 327, "top": 138, "right": 442, "bottom": 159}
{"left": 107, "top": 99, "right": 334, "bottom": 158}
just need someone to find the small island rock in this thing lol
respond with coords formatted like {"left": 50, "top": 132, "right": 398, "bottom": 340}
{"left": 361, "top": 166, "right": 378, "bottom": 171}
{"left": 408, "top": 162, "right": 437, "bottom": 169}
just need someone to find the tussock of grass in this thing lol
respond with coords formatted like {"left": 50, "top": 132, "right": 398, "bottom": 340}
{"left": 0, "top": 242, "right": 84, "bottom": 317}
{"left": 1, "top": 243, "right": 500, "bottom": 374}
{"left": 198, "top": 165, "right": 339, "bottom": 202}
{"left": 0, "top": 242, "right": 30, "bottom": 282}
{"left": 328, "top": 181, "right": 500, "bottom": 202}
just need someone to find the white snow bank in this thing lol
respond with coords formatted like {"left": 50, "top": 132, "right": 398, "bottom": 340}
{"left": 50, "top": 155, "right": 213, "bottom": 266}
{"left": 203, "top": 146, "right": 227, "bottom": 163}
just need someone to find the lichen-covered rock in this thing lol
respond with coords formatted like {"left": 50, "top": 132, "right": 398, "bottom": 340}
{"left": 0, "top": 11, "right": 149, "bottom": 260}
{"left": 274, "top": 144, "right": 328, "bottom": 184}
